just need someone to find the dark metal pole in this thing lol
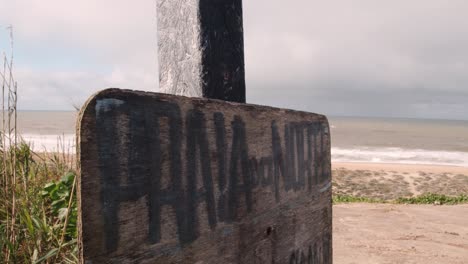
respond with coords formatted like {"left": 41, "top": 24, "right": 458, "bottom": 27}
{"left": 157, "top": 0, "right": 246, "bottom": 103}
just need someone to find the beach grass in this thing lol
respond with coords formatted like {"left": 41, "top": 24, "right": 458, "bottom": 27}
{"left": 1, "top": 37, "right": 78, "bottom": 263}
{"left": 332, "top": 195, "right": 385, "bottom": 204}
{"left": 333, "top": 193, "right": 468, "bottom": 205}
{"left": 0, "top": 142, "right": 78, "bottom": 263}
{"left": 395, "top": 193, "right": 468, "bottom": 205}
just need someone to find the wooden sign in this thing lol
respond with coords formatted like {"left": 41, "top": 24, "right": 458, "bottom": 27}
{"left": 78, "top": 88, "right": 332, "bottom": 263}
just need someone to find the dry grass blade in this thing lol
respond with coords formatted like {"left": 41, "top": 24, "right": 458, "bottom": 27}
{"left": 0, "top": 25, "right": 78, "bottom": 263}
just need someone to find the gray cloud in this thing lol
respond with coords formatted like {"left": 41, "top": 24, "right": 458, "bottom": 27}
{"left": 243, "top": 0, "right": 468, "bottom": 120}
{"left": 1, "top": 0, "right": 467, "bottom": 119}
{"left": 0, "top": 0, "right": 158, "bottom": 110}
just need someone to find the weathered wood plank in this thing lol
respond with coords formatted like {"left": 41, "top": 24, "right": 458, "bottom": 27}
{"left": 77, "top": 88, "right": 332, "bottom": 263}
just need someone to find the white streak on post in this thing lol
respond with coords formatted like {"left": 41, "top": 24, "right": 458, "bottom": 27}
{"left": 157, "top": 1, "right": 202, "bottom": 97}
{"left": 157, "top": 0, "right": 247, "bottom": 103}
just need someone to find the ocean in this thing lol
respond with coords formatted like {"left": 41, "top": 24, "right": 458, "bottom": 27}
{"left": 14, "top": 111, "right": 76, "bottom": 153}
{"left": 330, "top": 116, "right": 468, "bottom": 167}
{"left": 12, "top": 111, "right": 468, "bottom": 167}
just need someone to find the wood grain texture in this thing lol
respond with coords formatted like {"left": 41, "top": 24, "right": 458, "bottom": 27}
{"left": 78, "top": 88, "right": 332, "bottom": 263}
{"left": 157, "top": 0, "right": 246, "bottom": 102}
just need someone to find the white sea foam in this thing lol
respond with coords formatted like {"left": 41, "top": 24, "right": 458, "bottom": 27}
{"left": 11, "top": 133, "right": 468, "bottom": 167}
{"left": 332, "top": 147, "right": 468, "bottom": 167}
{"left": 18, "top": 133, "right": 76, "bottom": 153}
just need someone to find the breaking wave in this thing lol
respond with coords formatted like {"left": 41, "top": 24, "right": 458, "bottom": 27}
{"left": 332, "top": 147, "right": 468, "bottom": 167}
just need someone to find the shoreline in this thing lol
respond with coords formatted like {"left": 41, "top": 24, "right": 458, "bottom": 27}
{"left": 333, "top": 161, "right": 468, "bottom": 174}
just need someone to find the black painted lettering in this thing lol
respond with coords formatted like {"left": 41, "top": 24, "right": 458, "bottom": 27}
{"left": 144, "top": 109, "right": 162, "bottom": 244}
{"left": 97, "top": 101, "right": 186, "bottom": 251}
{"left": 312, "top": 124, "right": 320, "bottom": 187}
{"left": 185, "top": 109, "right": 217, "bottom": 244}
{"left": 284, "top": 123, "right": 296, "bottom": 190}
{"left": 228, "top": 116, "right": 252, "bottom": 221}
{"left": 296, "top": 123, "right": 306, "bottom": 189}
{"left": 96, "top": 102, "right": 122, "bottom": 253}
{"left": 154, "top": 102, "right": 186, "bottom": 246}
{"left": 271, "top": 121, "right": 283, "bottom": 202}
{"left": 214, "top": 112, "right": 227, "bottom": 222}
{"left": 306, "top": 124, "right": 314, "bottom": 191}
{"left": 95, "top": 99, "right": 330, "bottom": 253}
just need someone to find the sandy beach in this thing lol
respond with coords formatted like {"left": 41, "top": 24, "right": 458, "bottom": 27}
{"left": 332, "top": 162, "right": 468, "bottom": 263}
{"left": 333, "top": 162, "right": 468, "bottom": 199}
{"left": 333, "top": 203, "right": 468, "bottom": 264}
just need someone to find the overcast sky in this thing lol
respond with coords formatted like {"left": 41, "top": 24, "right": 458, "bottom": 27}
{"left": 1, "top": 0, "right": 468, "bottom": 120}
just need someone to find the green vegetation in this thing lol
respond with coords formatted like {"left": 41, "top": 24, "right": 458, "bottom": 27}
{"left": 0, "top": 142, "right": 78, "bottom": 263}
{"left": 333, "top": 193, "right": 468, "bottom": 205}
{"left": 1, "top": 27, "right": 78, "bottom": 263}
{"left": 333, "top": 195, "right": 385, "bottom": 204}
{"left": 395, "top": 193, "right": 468, "bottom": 205}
